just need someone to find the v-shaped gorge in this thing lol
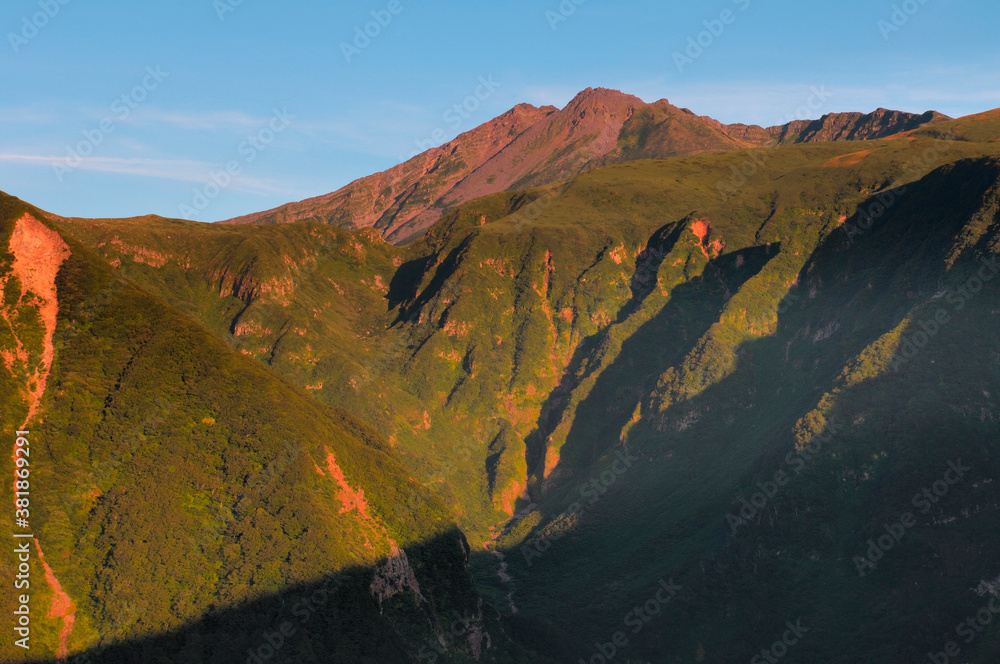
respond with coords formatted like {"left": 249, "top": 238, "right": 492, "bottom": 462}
{"left": 8, "top": 107, "right": 1000, "bottom": 662}
{"left": 54, "top": 135, "right": 994, "bottom": 539}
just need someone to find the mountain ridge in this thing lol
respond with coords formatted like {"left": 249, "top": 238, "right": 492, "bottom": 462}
{"left": 221, "top": 87, "right": 949, "bottom": 243}
{"left": 222, "top": 102, "right": 557, "bottom": 242}
{"left": 7, "top": 98, "right": 1000, "bottom": 664}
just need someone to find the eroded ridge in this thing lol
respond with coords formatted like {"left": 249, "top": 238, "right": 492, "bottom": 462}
{"left": 3, "top": 213, "right": 75, "bottom": 661}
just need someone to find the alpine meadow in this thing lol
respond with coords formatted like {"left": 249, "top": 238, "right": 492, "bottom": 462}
{"left": 2, "top": 2, "right": 1000, "bottom": 663}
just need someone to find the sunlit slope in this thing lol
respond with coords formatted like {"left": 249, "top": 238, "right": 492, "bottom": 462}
{"left": 0, "top": 194, "right": 531, "bottom": 664}
{"left": 914, "top": 107, "right": 1000, "bottom": 143}
{"left": 52, "top": 123, "right": 1000, "bottom": 662}
{"left": 59, "top": 135, "right": 997, "bottom": 544}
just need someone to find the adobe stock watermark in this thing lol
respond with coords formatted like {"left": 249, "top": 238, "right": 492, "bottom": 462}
{"left": 402, "top": 75, "right": 502, "bottom": 161}
{"left": 750, "top": 619, "right": 809, "bottom": 664}
{"left": 842, "top": 136, "right": 956, "bottom": 245}
{"left": 8, "top": 0, "right": 71, "bottom": 54}
{"left": 244, "top": 571, "right": 345, "bottom": 664}
{"left": 878, "top": 0, "right": 932, "bottom": 41}
{"left": 715, "top": 85, "right": 834, "bottom": 201}
{"left": 505, "top": 162, "right": 586, "bottom": 230}
{"left": 520, "top": 448, "right": 638, "bottom": 566}
{"left": 889, "top": 255, "right": 1000, "bottom": 372}
{"left": 853, "top": 459, "right": 970, "bottom": 576}
{"left": 925, "top": 579, "right": 1000, "bottom": 664}
{"left": 179, "top": 107, "right": 293, "bottom": 219}
{"left": 416, "top": 609, "right": 478, "bottom": 662}
{"left": 546, "top": 0, "right": 585, "bottom": 31}
{"left": 727, "top": 416, "right": 845, "bottom": 534}
{"left": 340, "top": 0, "right": 404, "bottom": 63}
{"left": 214, "top": 0, "right": 246, "bottom": 21}
{"left": 672, "top": 0, "right": 752, "bottom": 73}
{"left": 578, "top": 579, "right": 683, "bottom": 664}
{"left": 52, "top": 66, "right": 169, "bottom": 183}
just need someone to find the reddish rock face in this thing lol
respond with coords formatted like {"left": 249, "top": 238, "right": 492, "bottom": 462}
{"left": 222, "top": 102, "right": 557, "bottom": 242}
{"left": 438, "top": 88, "right": 646, "bottom": 205}
{"left": 767, "top": 108, "right": 950, "bottom": 144}
{"left": 2, "top": 214, "right": 76, "bottom": 660}
{"left": 3, "top": 213, "right": 71, "bottom": 425}
{"left": 221, "top": 88, "right": 946, "bottom": 244}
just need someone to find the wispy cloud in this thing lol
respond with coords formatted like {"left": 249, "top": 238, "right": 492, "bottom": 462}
{"left": 0, "top": 153, "right": 213, "bottom": 181}
{"left": 0, "top": 107, "right": 64, "bottom": 124}
{"left": 121, "top": 108, "right": 263, "bottom": 131}
{"left": 0, "top": 153, "right": 301, "bottom": 196}
{"left": 902, "top": 89, "right": 1000, "bottom": 104}
{"left": 0, "top": 105, "right": 272, "bottom": 132}
{"left": 615, "top": 68, "right": 1000, "bottom": 125}
{"left": 613, "top": 79, "right": 961, "bottom": 126}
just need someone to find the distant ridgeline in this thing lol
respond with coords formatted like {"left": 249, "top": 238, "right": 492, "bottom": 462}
{"left": 4, "top": 102, "right": 1000, "bottom": 663}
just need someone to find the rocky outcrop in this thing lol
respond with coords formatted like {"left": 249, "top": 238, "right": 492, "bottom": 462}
{"left": 370, "top": 547, "right": 424, "bottom": 606}
{"left": 438, "top": 88, "right": 644, "bottom": 206}
{"left": 1, "top": 213, "right": 71, "bottom": 425}
{"left": 768, "top": 108, "right": 949, "bottom": 144}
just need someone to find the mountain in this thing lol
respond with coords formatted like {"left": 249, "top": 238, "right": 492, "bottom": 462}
{"left": 221, "top": 88, "right": 947, "bottom": 243}
{"left": 766, "top": 107, "right": 949, "bottom": 143}
{"left": 720, "top": 107, "right": 950, "bottom": 145}
{"left": 222, "top": 103, "right": 556, "bottom": 243}
{"left": 5, "top": 98, "right": 1000, "bottom": 663}
{"left": 913, "top": 106, "right": 1000, "bottom": 143}
{"left": 0, "top": 195, "right": 551, "bottom": 663}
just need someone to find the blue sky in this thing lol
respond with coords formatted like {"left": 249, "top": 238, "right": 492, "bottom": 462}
{"left": 1, "top": 0, "right": 997, "bottom": 221}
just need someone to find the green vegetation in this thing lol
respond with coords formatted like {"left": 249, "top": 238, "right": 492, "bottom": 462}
{"left": 0, "top": 200, "right": 550, "bottom": 662}
{"left": 4, "top": 110, "right": 1000, "bottom": 662}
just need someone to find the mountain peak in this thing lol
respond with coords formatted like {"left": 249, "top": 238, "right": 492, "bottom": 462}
{"left": 500, "top": 101, "right": 559, "bottom": 119}
{"left": 223, "top": 90, "right": 951, "bottom": 243}
{"left": 564, "top": 86, "right": 645, "bottom": 112}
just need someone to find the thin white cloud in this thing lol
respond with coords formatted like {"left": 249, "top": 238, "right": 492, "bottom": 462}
{"left": 0, "top": 153, "right": 301, "bottom": 196}
{"left": 121, "top": 108, "right": 262, "bottom": 131}
{"left": 903, "top": 89, "right": 1000, "bottom": 104}
{"left": 0, "top": 153, "right": 213, "bottom": 181}
{"left": 0, "top": 107, "right": 64, "bottom": 124}
{"left": 0, "top": 105, "right": 273, "bottom": 132}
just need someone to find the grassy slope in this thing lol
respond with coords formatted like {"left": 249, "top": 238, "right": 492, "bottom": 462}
{"left": 0, "top": 196, "right": 541, "bottom": 663}
{"left": 47, "top": 120, "right": 1000, "bottom": 662}
{"left": 58, "top": 137, "right": 991, "bottom": 534}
